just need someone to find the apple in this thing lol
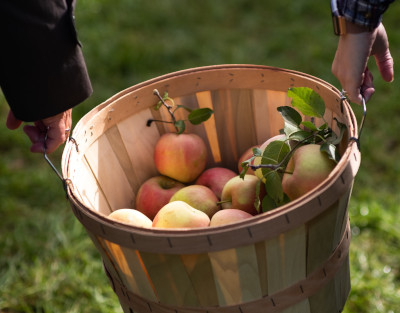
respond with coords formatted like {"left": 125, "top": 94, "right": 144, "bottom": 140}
{"left": 154, "top": 133, "right": 207, "bottom": 183}
{"left": 135, "top": 175, "right": 185, "bottom": 220}
{"left": 195, "top": 167, "right": 237, "bottom": 199}
{"left": 108, "top": 208, "right": 153, "bottom": 228}
{"left": 238, "top": 145, "right": 258, "bottom": 175}
{"left": 282, "top": 144, "right": 336, "bottom": 200}
{"left": 210, "top": 209, "right": 253, "bottom": 227}
{"left": 253, "top": 134, "right": 287, "bottom": 182}
{"left": 169, "top": 185, "right": 219, "bottom": 218}
{"left": 220, "top": 174, "right": 264, "bottom": 215}
{"left": 152, "top": 201, "right": 210, "bottom": 229}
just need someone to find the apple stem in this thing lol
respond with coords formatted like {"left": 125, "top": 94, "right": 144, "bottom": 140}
{"left": 153, "top": 89, "right": 179, "bottom": 132}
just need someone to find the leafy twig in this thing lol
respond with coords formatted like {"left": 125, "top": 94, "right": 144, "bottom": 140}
{"left": 147, "top": 89, "right": 214, "bottom": 134}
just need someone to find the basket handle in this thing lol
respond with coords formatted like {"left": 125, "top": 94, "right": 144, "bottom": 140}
{"left": 341, "top": 89, "right": 366, "bottom": 151}
{"left": 43, "top": 128, "right": 72, "bottom": 198}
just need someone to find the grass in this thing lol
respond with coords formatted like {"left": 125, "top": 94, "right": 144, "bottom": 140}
{"left": 1, "top": 0, "right": 400, "bottom": 312}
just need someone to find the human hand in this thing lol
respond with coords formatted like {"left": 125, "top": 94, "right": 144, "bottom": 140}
{"left": 332, "top": 23, "right": 394, "bottom": 104}
{"left": 6, "top": 109, "right": 72, "bottom": 154}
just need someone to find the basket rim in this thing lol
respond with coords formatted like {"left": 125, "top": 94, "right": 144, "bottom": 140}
{"left": 72, "top": 64, "right": 345, "bottom": 130}
{"left": 62, "top": 64, "right": 361, "bottom": 253}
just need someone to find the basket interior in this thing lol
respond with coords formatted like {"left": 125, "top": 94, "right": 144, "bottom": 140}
{"left": 64, "top": 65, "right": 355, "bottom": 217}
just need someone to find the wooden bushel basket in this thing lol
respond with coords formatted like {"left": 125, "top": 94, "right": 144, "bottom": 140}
{"left": 62, "top": 65, "right": 361, "bottom": 313}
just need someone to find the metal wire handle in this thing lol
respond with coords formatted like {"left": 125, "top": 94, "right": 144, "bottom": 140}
{"left": 43, "top": 128, "right": 72, "bottom": 197}
{"left": 340, "top": 89, "right": 367, "bottom": 151}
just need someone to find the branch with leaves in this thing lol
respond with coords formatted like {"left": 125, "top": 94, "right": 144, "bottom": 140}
{"left": 147, "top": 89, "right": 214, "bottom": 134}
{"left": 240, "top": 87, "right": 347, "bottom": 213}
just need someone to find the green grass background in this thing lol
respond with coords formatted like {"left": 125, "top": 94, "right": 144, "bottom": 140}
{"left": 1, "top": 0, "right": 400, "bottom": 312}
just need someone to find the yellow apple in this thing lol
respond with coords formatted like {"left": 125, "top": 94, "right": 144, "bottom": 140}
{"left": 169, "top": 185, "right": 219, "bottom": 218}
{"left": 108, "top": 208, "right": 153, "bottom": 228}
{"left": 152, "top": 201, "right": 210, "bottom": 229}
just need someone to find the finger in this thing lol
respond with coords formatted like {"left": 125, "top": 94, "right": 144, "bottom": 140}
{"left": 23, "top": 124, "right": 47, "bottom": 153}
{"left": 345, "top": 79, "right": 364, "bottom": 105}
{"left": 41, "top": 110, "right": 72, "bottom": 153}
{"left": 361, "top": 68, "right": 375, "bottom": 102}
{"left": 44, "top": 126, "right": 67, "bottom": 154}
{"left": 6, "top": 110, "right": 23, "bottom": 130}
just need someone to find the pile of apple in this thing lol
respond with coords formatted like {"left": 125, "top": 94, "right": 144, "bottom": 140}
{"left": 108, "top": 87, "right": 345, "bottom": 229}
{"left": 108, "top": 134, "right": 338, "bottom": 230}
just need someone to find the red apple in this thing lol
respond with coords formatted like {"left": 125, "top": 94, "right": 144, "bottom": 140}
{"left": 210, "top": 209, "right": 253, "bottom": 227}
{"left": 108, "top": 208, "right": 153, "bottom": 228}
{"left": 135, "top": 175, "right": 185, "bottom": 220}
{"left": 154, "top": 133, "right": 207, "bottom": 183}
{"left": 170, "top": 185, "right": 219, "bottom": 218}
{"left": 195, "top": 167, "right": 237, "bottom": 199}
{"left": 282, "top": 144, "right": 336, "bottom": 200}
{"left": 220, "top": 174, "right": 265, "bottom": 215}
{"left": 152, "top": 201, "right": 210, "bottom": 229}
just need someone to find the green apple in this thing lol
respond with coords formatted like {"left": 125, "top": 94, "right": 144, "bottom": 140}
{"left": 108, "top": 208, "right": 153, "bottom": 228}
{"left": 210, "top": 209, "right": 253, "bottom": 227}
{"left": 154, "top": 133, "right": 207, "bottom": 183}
{"left": 282, "top": 144, "right": 336, "bottom": 200}
{"left": 152, "top": 201, "right": 210, "bottom": 229}
{"left": 169, "top": 185, "right": 219, "bottom": 218}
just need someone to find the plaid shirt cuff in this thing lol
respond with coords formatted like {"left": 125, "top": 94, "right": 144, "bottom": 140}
{"left": 339, "top": 0, "right": 394, "bottom": 30}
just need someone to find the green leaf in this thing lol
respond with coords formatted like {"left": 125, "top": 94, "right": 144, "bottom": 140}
{"left": 329, "top": 118, "right": 347, "bottom": 145}
{"left": 261, "top": 141, "right": 291, "bottom": 169}
{"left": 239, "top": 166, "right": 248, "bottom": 179}
{"left": 317, "top": 122, "right": 329, "bottom": 131}
{"left": 259, "top": 140, "right": 290, "bottom": 203}
{"left": 320, "top": 142, "right": 340, "bottom": 162}
{"left": 264, "top": 171, "right": 284, "bottom": 204}
{"left": 288, "top": 130, "right": 313, "bottom": 143}
{"left": 240, "top": 147, "right": 261, "bottom": 179}
{"left": 174, "top": 120, "right": 186, "bottom": 134}
{"left": 188, "top": 108, "right": 214, "bottom": 125}
{"left": 301, "top": 121, "right": 318, "bottom": 131}
{"left": 288, "top": 87, "right": 325, "bottom": 118}
{"left": 175, "top": 104, "right": 192, "bottom": 113}
{"left": 252, "top": 147, "right": 263, "bottom": 157}
{"left": 254, "top": 179, "right": 263, "bottom": 213}
{"left": 154, "top": 100, "right": 163, "bottom": 110}
{"left": 261, "top": 194, "right": 277, "bottom": 212}
{"left": 277, "top": 106, "right": 302, "bottom": 136}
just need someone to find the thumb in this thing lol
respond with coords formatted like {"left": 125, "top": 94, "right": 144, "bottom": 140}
{"left": 372, "top": 24, "right": 394, "bottom": 83}
{"left": 374, "top": 48, "right": 394, "bottom": 82}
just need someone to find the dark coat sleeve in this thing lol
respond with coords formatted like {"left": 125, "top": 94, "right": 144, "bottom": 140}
{"left": 0, "top": 0, "right": 93, "bottom": 122}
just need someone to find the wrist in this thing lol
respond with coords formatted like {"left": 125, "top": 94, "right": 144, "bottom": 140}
{"left": 345, "top": 20, "right": 372, "bottom": 34}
